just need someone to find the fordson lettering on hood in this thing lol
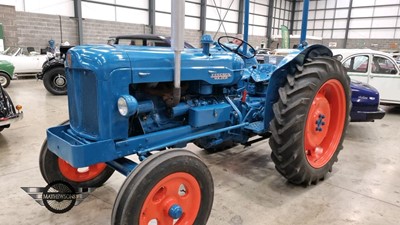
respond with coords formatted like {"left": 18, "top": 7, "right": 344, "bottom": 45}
{"left": 211, "top": 73, "right": 231, "bottom": 80}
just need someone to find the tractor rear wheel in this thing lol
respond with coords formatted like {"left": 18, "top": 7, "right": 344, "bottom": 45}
{"left": 269, "top": 57, "right": 351, "bottom": 185}
{"left": 39, "top": 120, "right": 114, "bottom": 188}
{"left": 112, "top": 149, "right": 214, "bottom": 225}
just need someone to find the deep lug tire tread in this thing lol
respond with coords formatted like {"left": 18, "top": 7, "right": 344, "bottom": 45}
{"left": 269, "top": 57, "right": 351, "bottom": 185}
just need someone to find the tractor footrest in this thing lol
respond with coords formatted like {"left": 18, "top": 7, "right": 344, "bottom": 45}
{"left": 244, "top": 121, "right": 265, "bottom": 134}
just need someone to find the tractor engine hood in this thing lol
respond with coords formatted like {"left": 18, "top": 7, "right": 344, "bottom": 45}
{"left": 116, "top": 45, "right": 244, "bottom": 86}
{"left": 66, "top": 45, "right": 132, "bottom": 81}
{"left": 67, "top": 45, "right": 244, "bottom": 86}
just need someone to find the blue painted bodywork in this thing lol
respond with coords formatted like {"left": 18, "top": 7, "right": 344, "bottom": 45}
{"left": 46, "top": 35, "right": 335, "bottom": 169}
{"left": 350, "top": 80, "right": 385, "bottom": 122}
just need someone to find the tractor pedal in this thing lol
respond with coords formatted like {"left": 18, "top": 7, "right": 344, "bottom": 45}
{"left": 244, "top": 121, "right": 265, "bottom": 134}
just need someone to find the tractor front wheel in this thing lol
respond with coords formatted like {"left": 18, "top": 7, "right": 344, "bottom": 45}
{"left": 269, "top": 57, "right": 351, "bottom": 185}
{"left": 39, "top": 120, "right": 114, "bottom": 187}
{"left": 112, "top": 149, "right": 214, "bottom": 225}
{"left": 39, "top": 142, "right": 115, "bottom": 188}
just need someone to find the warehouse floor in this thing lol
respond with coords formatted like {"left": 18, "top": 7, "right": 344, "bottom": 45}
{"left": 1, "top": 79, "right": 400, "bottom": 225}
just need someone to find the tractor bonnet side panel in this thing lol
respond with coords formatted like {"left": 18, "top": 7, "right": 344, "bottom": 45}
{"left": 66, "top": 45, "right": 132, "bottom": 141}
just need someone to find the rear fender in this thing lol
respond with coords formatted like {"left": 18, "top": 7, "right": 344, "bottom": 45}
{"left": 0, "top": 70, "right": 12, "bottom": 79}
{"left": 263, "top": 45, "right": 333, "bottom": 129}
{"left": 42, "top": 58, "right": 64, "bottom": 74}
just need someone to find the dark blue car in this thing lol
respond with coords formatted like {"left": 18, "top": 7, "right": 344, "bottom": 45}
{"left": 350, "top": 80, "right": 385, "bottom": 122}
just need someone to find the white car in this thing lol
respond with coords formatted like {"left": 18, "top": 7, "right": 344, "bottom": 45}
{"left": 332, "top": 49, "right": 400, "bottom": 105}
{"left": 0, "top": 48, "right": 48, "bottom": 75}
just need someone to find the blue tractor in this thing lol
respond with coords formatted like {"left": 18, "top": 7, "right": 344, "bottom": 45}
{"left": 39, "top": 0, "right": 351, "bottom": 224}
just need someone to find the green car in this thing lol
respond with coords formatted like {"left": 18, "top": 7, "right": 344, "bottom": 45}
{"left": 0, "top": 60, "right": 14, "bottom": 88}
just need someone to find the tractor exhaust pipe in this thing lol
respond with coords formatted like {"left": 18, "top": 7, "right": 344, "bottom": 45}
{"left": 171, "top": 0, "right": 185, "bottom": 107}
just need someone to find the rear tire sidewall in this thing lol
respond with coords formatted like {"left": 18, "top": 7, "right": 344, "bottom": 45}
{"left": 269, "top": 57, "right": 351, "bottom": 184}
{"left": 112, "top": 150, "right": 214, "bottom": 225}
{"left": 43, "top": 67, "right": 67, "bottom": 95}
{"left": 0, "top": 73, "right": 11, "bottom": 88}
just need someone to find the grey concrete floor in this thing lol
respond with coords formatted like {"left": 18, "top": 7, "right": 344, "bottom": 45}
{"left": 1, "top": 79, "right": 400, "bottom": 225}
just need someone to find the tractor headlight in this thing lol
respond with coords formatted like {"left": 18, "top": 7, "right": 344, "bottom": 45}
{"left": 117, "top": 95, "right": 138, "bottom": 117}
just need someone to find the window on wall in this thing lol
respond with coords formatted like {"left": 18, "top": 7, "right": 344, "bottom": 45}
{"left": 81, "top": 0, "right": 149, "bottom": 23}
{"left": 155, "top": 0, "right": 201, "bottom": 30}
{"left": 353, "top": 0, "right": 376, "bottom": 7}
{"left": 351, "top": 8, "right": 374, "bottom": 18}
{"left": 332, "top": 30, "right": 346, "bottom": 39}
{"left": 205, "top": 0, "right": 239, "bottom": 34}
{"left": 336, "top": 0, "right": 350, "bottom": 8}
{"left": 317, "top": 0, "right": 326, "bottom": 9}
{"left": 16, "top": 0, "right": 75, "bottom": 17}
{"left": 348, "top": 30, "right": 370, "bottom": 39}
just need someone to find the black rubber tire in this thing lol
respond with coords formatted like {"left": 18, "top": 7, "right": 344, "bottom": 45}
{"left": 0, "top": 72, "right": 11, "bottom": 88}
{"left": 0, "top": 127, "right": 4, "bottom": 132}
{"left": 112, "top": 149, "right": 214, "bottom": 225}
{"left": 43, "top": 67, "right": 67, "bottom": 95}
{"left": 269, "top": 57, "right": 351, "bottom": 185}
{"left": 39, "top": 120, "right": 114, "bottom": 188}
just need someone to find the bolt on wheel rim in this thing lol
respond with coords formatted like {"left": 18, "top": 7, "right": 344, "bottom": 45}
{"left": 304, "top": 79, "right": 346, "bottom": 168}
{"left": 140, "top": 172, "right": 201, "bottom": 225}
{"left": 53, "top": 75, "right": 66, "bottom": 88}
{"left": 58, "top": 158, "right": 107, "bottom": 182}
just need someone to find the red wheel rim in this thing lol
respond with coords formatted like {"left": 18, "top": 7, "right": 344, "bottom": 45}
{"left": 304, "top": 79, "right": 346, "bottom": 168}
{"left": 140, "top": 172, "right": 201, "bottom": 225}
{"left": 58, "top": 158, "right": 107, "bottom": 182}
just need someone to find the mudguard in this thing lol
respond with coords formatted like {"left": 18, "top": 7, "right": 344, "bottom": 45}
{"left": 264, "top": 45, "right": 334, "bottom": 128}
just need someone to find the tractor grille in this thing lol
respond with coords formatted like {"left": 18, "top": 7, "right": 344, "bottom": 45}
{"left": 68, "top": 69, "right": 99, "bottom": 140}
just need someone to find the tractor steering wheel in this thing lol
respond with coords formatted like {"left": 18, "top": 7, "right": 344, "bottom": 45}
{"left": 217, "top": 36, "right": 257, "bottom": 59}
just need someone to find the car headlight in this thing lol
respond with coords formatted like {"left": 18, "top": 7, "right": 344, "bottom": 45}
{"left": 117, "top": 95, "right": 138, "bottom": 117}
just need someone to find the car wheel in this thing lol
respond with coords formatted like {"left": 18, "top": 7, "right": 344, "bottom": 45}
{"left": 43, "top": 67, "right": 67, "bottom": 95}
{"left": 0, "top": 72, "right": 11, "bottom": 88}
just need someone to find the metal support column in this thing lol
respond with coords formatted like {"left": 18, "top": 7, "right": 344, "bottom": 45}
{"left": 343, "top": 0, "right": 353, "bottom": 48}
{"left": 266, "top": 0, "right": 274, "bottom": 48}
{"left": 289, "top": 0, "right": 296, "bottom": 34}
{"left": 149, "top": 0, "right": 155, "bottom": 34}
{"left": 238, "top": 0, "right": 244, "bottom": 35}
{"left": 200, "top": 0, "right": 207, "bottom": 35}
{"left": 74, "top": 0, "right": 83, "bottom": 45}
{"left": 300, "top": 0, "right": 309, "bottom": 46}
{"left": 243, "top": 0, "right": 249, "bottom": 52}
